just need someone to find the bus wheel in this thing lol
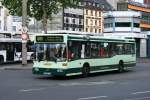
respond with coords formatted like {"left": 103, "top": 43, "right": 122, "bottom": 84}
{"left": 30, "top": 54, "right": 34, "bottom": 61}
{"left": 82, "top": 64, "right": 90, "bottom": 77}
{"left": 118, "top": 60, "right": 124, "bottom": 73}
{"left": 0, "top": 56, "right": 4, "bottom": 65}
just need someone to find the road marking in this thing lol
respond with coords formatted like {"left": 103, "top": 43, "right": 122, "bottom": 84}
{"left": 124, "top": 97, "right": 150, "bottom": 100}
{"left": 132, "top": 91, "right": 150, "bottom": 95}
{"left": 59, "top": 81, "right": 115, "bottom": 87}
{"left": 19, "top": 88, "right": 46, "bottom": 92}
{"left": 77, "top": 96, "right": 108, "bottom": 100}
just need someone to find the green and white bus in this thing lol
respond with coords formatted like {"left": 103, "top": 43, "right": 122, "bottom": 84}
{"left": 32, "top": 30, "right": 136, "bottom": 77}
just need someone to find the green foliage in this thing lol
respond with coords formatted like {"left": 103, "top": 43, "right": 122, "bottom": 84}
{"left": 2, "top": 0, "right": 80, "bottom": 21}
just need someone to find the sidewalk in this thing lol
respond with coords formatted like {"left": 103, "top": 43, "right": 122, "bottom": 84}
{"left": 137, "top": 58, "right": 150, "bottom": 63}
{"left": 0, "top": 63, "right": 33, "bottom": 70}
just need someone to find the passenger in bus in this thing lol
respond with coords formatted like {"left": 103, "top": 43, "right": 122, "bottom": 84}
{"left": 68, "top": 50, "right": 74, "bottom": 60}
{"left": 99, "top": 48, "right": 105, "bottom": 57}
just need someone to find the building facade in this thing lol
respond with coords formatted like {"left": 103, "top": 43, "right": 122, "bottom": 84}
{"left": 83, "top": 0, "right": 112, "bottom": 33}
{"left": 83, "top": 2, "right": 103, "bottom": 33}
{"left": 0, "top": 2, "right": 22, "bottom": 33}
{"left": 117, "top": 0, "right": 150, "bottom": 31}
{"left": 144, "top": 0, "right": 150, "bottom": 4}
{"left": 63, "top": 8, "right": 84, "bottom": 32}
{"left": 103, "top": 11, "right": 147, "bottom": 57}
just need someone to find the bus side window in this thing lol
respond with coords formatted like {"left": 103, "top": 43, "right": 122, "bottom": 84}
{"left": 68, "top": 41, "right": 79, "bottom": 60}
{"left": 99, "top": 47, "right": 105, "bottom": 57}
{"left": 91, "top": 43, "right": 99, "bottom": 58}
{"left": 99, "top": 43, "right": 108, "bottom": 57}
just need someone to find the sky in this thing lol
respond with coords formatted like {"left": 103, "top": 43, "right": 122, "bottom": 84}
{"left": 134, "top": 0, "right": 143, "bottom": 3}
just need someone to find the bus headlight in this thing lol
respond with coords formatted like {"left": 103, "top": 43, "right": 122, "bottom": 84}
{"left": 34, "top": 68, "right": 39, "bottom": 71}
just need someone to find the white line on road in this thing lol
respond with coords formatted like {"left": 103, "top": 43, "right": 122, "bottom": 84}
{"left": 60, "top": 81, "right": 115, "bottom": 87}
{"left": 132, "top": 91, "right": 150, "bottom": 95}
{"left": 77, "top": 96, "right": 108, "bottom": 100}
{"left": 124, "top": 97, "right": 150, "bottom": 100}
{"left": 19, "top": 88, "right": 46, "bottom": 92}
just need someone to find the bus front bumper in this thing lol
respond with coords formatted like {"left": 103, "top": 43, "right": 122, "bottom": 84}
{"left": 32, "top": 67, "right": 67, "bottom": 76}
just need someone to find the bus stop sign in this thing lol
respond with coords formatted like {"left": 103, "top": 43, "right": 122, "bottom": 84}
{"left": 21, "top": 33, "right": 29, "bottom": 40}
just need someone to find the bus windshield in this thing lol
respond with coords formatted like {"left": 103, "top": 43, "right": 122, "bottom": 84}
{"left": 36, "top": 43, "right": 67, "bottom": 62}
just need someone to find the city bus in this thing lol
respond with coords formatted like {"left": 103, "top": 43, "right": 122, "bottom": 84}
{"left": 32, "top": 30, "right": 136, "bottom": 77}
{"left": 0, "top": 33, "right": 34, "bottom": 64}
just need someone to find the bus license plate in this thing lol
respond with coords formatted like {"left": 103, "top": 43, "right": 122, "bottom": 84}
{"left": 43, "top": 72, "right": 51, "bottom": 75}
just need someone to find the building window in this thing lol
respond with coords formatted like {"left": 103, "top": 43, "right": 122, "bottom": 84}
{"left": 12, "top": 26, "right": 16, "bottom": 31}
{"left": 89, "top": 2, "right": 92, "bottom": 6}
{"left": 91, "top": 10, "right": 93, "bottom": 16}
{"left": 79, "top": 28, "right": 82, "bottom": 31}
{"left": 86, "top": 28, "right": 88, "bottom": 32}
{"left": 79, "top": 19, "right": 82, "bottom": 25}
{"left": 72, "top": 19, "right": 75, "bottom": 24}
{"left": 95, "top": 20, "right": 97, "bottom": 26}
{"left": 65, "top": 27, "right": 69, "bottom": 30}
{"left": 115, "top": 22, "right": 131, "bottom": 27}
{"left": 93, "top": 3, "right": 95, "bottom": 6}
{"left": 65, "top": 18, "right": 69, "bottom": 23}
{"left": 99, "top": 12, "right": 101, "bottom": 17}
{"left": 117, "top": 3, "right": 128, "bottom": 11}
{"left": 80, "top": 1, "right": 84, "bottom": 6}
{"left": 72, "top": 28, "right": 75, "bottom": 31}
{"left": 90, "top": 19, "right": 93, "bottom": 26}
{"left": 0, "top": 8, "right": 1, "bottom": 16}
{"left": 86, "top": 19, "right": 88, "bottom": 25}
{"left": 99, "top": 29, "right": 101, "bottom": 33}
{"left": 86, "top": 10, "right": 88, "bottom": 15}
{"left": 0, "top": 21, "right": 1, "bottom": 29}
{"left": 95, "top": 11, "right": 97, "bottom": 17}
{"left": 134, "top": 23, "right": 140, "bottom": 28}
{"left": 104, "top": 23, "right": 113, "bottom": 28}
{"left": 95, "top": 29, "right": 97, "bottom": 33}
{"left": 90, "top": 28, "right": 93, "bottom": 32}
{"left": 86, "top": 2, "right": 88, "bottom": 6}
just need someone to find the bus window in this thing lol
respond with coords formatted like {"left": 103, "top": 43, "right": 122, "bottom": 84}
{"left": 116, "top": 44, "right": 124, "bottom": 55}
{"left": 99, "top": 42, "right": 109, "bottom": 57}
{"left": 124, "top": 44, "right": 135, "bottom": 54}
{"left": 0, "top": 44, "right": 4, "bottom": 50}
{"left": 15, "top": 43, "right": 22, "bottom": 52}
{"left": 85, "top": 42, "right": 91, "bottom": 58}
{"left": 27, "top": 42, "right": 34, "bottom": 52}
{"left": 108, "top": 43, "right": 117, "bottom": 56}
{"left": 68, "top": 41, "right": 80, "bottom": 60}
{"left": 91, "top": 43, "right": 99, "bottom": 58}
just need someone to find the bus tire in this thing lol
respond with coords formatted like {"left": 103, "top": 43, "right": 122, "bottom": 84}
{"left": 118, "top": 60, "right": 124, "bottom": 73}
{"left": 30, "top": 54, "right": 34, "bottom": 61}
{"left": 0, "top": 56, "right": 4, "bottom": 65}
{"left": 82, "top": 63, "right": 90, "bottom": 77}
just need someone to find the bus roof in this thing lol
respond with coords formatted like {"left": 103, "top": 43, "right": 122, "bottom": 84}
{"left": 37, "top": 30, "right": 135, "bottom": 42}
{"left": 46, "top": 30, "right": 103, "bottom": 36}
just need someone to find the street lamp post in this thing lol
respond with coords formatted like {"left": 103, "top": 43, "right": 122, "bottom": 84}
{"left": 22, "top": 0, "right": 28, "bottom": 65}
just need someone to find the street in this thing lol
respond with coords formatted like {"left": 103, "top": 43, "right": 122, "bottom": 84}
{"left": 0, "top": 63, "right": 150, "bottom": 100}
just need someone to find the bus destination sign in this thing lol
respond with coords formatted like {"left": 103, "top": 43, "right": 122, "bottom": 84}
{"left": 36, "top": 36, "right": 64, "bottom": 42}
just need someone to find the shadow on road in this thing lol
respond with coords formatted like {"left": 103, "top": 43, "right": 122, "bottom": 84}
{"left": 34, "top": 70, "right": 133, "bottom": 81}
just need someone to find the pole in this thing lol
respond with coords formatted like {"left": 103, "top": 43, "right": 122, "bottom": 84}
{"left": 22, "top": 0, "right": 28, "bottom": 65}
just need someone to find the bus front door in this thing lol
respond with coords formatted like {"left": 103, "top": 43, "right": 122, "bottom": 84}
{"left": 6, "top": 43, "right": 14, "bottom": 62}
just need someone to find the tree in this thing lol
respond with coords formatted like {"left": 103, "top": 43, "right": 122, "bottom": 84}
{"left": 2, "top": 0, "right": 80, "bottom": 33}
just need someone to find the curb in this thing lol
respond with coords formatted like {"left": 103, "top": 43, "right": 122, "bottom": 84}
{"left": 137, "top": 60, "right": 150, "bottom": 63}
{"left": 0, "top": 64, "right": 33, "bottom": 70}
{"left": 3, "top": 67, "right": 32, "bottom": 70}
